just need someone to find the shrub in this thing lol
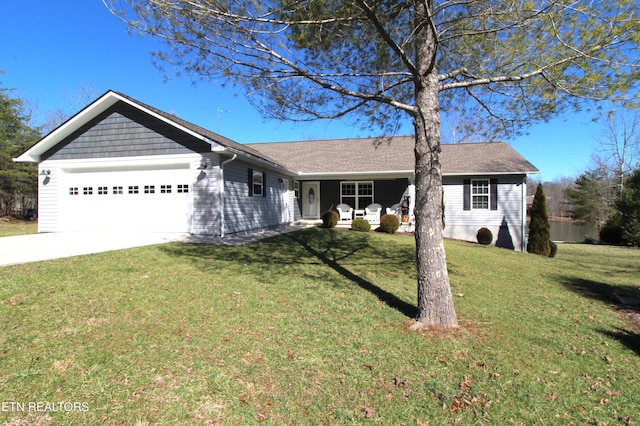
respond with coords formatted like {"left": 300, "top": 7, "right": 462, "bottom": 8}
{"left": 600, "top": 212, "right": 623, "bottom": 244}
{"left": 476, "top": 227, "right": 493, "bottom": 245}
{"left": 549, "top": 241, "right": 558, "bottom": 258}
{"left": 351, "top": 218, "right": 371, "bottom": 232}
{"left": 321, "top": 210, "right": 338, "bottom": 228}
{"left": 379, "top": 214, "right": 400, "bottom": 234}
{"left": 527, "top": 184, "right": 551, "bottom": 256}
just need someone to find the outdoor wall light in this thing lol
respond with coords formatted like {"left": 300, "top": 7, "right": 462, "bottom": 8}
{"left": 197, "top": 161, "right": 208, "bottom": 170}
{"left": 40, "top": 169, "right": 51, "bottom": 175}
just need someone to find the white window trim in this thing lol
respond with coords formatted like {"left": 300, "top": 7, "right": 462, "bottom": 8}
{"left": 252, "top": 170, "right": 264, "bottom": 197}
{"left": 471, "top": 179, "right": 490, "bottom": 210}
{"left": 340, "top": 181, "right": 374, "bottom": 209}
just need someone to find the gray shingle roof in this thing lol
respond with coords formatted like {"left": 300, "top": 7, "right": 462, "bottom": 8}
{"left": 247, "top": 137, "right": 538, "bottom": 176}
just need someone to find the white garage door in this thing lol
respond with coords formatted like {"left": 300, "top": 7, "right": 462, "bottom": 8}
{"left": 60, "top": 166, "right": 193, "bottom": 232}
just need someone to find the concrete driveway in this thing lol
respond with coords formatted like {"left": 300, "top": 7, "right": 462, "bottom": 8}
{"left": 0, "top": 232, "right": 186, "bottom": 267}
{"left": 0, "top": 223, "right": 312, "bottom": 267}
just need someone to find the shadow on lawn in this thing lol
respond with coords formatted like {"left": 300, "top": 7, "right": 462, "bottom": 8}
{"left": 161, "top": 228, "right": 418, "bottom": 319}
{"left": 288, "top": 230, "right": 418, "bottom": 319}
{"left": 558, "top": 276, "right": 640, "bottom": 355}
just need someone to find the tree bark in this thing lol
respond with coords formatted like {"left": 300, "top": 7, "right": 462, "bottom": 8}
{"left": 411, "top": 0, "right": 458, "bottom": 329}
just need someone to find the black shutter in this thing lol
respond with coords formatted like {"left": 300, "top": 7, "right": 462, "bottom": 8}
{"left": 463, "top": 179, "right": 471, "bottom": 210}
{"left": 490, "top": 179, "right": 498, "bottom": 210}
{"left": 248, "top": 168, "right": 253, "bottom": 196}
{"left": 262, "top": 172, "right": 267, "bottom": 197}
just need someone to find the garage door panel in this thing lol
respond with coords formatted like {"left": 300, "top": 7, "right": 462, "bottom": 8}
{"left": 61, "top": 168, "right": 193, "bottom": 232}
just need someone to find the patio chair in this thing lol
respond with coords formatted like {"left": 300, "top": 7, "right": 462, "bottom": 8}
{"left": 336, "top": 203, "right": 354, "bottom": 221}
{"left": 364, "top": 203, "right": 382, "bottom": 224}
{"left": 386, "top": 203, "right": 400, "bottom": 216}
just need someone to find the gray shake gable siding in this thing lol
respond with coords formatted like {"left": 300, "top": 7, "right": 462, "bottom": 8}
{"left": 16, "top": 90, "right": 539, "bottom": 250}
{"left": 42, "top": 102, "right": 212, "bottom": 161}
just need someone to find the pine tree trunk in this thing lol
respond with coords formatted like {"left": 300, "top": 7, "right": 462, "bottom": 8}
{"left": 411, "top": 0, "right": 458, "bottom": 329}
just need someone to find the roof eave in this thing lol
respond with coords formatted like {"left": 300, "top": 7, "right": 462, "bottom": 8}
{"left": 14, "top": 91, "right": 221, "bottom": 163}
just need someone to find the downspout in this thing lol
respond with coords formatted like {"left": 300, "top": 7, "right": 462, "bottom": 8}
{"left": 219, "top": 154, "right": 237, "bottom": 238}
{"left": 521, "top": 175, "right": 527, "bottom": 252}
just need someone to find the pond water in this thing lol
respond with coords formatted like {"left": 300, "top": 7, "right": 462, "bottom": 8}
{"left": 549, "top": 221, "right": 598, "bottom": 243}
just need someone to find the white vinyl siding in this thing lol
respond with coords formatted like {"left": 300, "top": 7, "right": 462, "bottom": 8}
{"left": 443, "top": 175, "right": 526, "bottom": 251}
{"left": 222, "top": 161, "right": 289, "bottom": 234}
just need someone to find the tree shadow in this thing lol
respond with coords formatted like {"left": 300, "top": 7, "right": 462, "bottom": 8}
{"left": 558, "top": 276, "right": 640, "bottom": 355}
{"left": 288, "top": 230, "right": 418, "bottom": 319}
{"left": 160, "top": 227, "right": 417, "bottom": 319}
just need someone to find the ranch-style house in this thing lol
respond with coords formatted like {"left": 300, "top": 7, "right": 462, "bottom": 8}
{"left": 16, "top": 90, "right": 539, "bottom": 250}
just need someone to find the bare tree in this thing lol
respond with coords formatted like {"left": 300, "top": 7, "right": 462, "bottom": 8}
{"left": 104, "top": 0, "right": 639, "bottom": 329}
{"left": 41, "top": 84, "right": 100, "bottom": 134}
{"left": 592, "top": 109, "right": 640, "bottom": 194}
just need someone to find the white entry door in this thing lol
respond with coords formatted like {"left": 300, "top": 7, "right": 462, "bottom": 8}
{"left": 302, "top": 181, "right": 320, "bottom": 218}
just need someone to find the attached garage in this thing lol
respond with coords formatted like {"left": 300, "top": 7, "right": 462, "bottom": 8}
{"left": 15, "top": 90, "right": 295, "bottom": 236}
{"left": 58, "top": 164, "right": 194, "bottom": 232}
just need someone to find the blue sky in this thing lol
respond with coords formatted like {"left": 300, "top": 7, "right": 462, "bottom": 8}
{"left": 1, "top": 1, "right": 609, "bottom": 181}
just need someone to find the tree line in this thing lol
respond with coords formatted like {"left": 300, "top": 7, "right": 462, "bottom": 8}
{"left": 530, "top": 109, "right": 640, "bottom": 246}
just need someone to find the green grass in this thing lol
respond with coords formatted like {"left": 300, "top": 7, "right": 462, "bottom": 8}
{"left": 0, "top": 218, "right": 37, "bottom": 237}
{"left": 1, "top": 227, "right": 639, "bottom": 425}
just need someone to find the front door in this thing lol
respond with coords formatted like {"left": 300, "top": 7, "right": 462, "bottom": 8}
{"left": 302, "top": 181, "right": 320, "bottom": 218}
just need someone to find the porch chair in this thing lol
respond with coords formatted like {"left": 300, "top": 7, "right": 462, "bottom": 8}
{"left": 386, "top": 203, "right": 400, "bottom": 217}
{"left": 364, "top": 203, "right": 382, "bottom": 224}
{"left": 336, "top": 203, "right": 354, "bottom": 221}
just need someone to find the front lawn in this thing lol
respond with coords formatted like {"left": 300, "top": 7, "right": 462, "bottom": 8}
{"left": 0, "top": 218, "right": 37, "bottom": 237}
{"left": 1, "top": 228, "right": 638, "bottom": 424}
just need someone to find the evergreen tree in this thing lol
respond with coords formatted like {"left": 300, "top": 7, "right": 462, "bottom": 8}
{"left": 564, "top": 168, "right": 616, "bottom": 229}
{"left": 0, "top": 85, "right": 40, "bottom": 216}
{"left": 527, "top": 184, "right": 551, "bottom": 256}
{"left": 616, "top": 169, "right": 640, "bottom": 247}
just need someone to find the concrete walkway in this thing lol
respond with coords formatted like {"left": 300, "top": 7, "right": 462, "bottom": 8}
{"left": 0, "top": 222, "right": 316, "bottom": 267}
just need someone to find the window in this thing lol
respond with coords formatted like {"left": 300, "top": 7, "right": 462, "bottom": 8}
{"left": 98, "top": 186, "right": 108, "bottom": 195}
{"left": 144, "top": 185, "right": 155, "bottom": 194}
{"left": 252, "top": 170, "right": 263, "bottom": 196}
{"left": 472, "top": 180, "right": 490, "bottom": 209}
{"left": 113, "top": 186, "right": 123, "bottom": 195}
{"left": 177, "top": 184, "right": 189, "bottom": 193}
{"left": 161, "top": 185, "right": 172, "bottom": 194}
{"left": 294, "top": 181, "right": 300, "bottom": 198}
{"left": 69, "top": 187, "right": 79, "bottom": 196}
{"left": 341, "top": 181, "right": 374, "bottom": 209}
{"left": 248, "top": 168, "right": 266, "bottom": 197}
{"left": 463, "top": 179, "right": 498, "bottom": 211}
{"left": 83, "top": 187, "right": 93, "bottom": 195}
{"left": 128, "top": 185, "right": 139, "bottom": 194}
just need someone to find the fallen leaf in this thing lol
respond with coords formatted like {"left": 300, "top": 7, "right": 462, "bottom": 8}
{"left": 600, "top": 398, "right": 610, "bottom": 405}
{"left": 7, "top": 299, "right": 16, "bottom": 306}
{"left": 363, "top": 362, "right": 373, "bottom": 370}
{"left": 393, "top": 376, "right": 407, "bottom": 387}
{"left": 364, "top": 407, "right": 377, "bottom": 419}
{"left": 287, "top": 349, "right": 296, "bottom": 360}
{"left": 606, "top": 389, "right": 621, "bottom": 397}
{"left": 548, "top": 393, "right": 558, "bottom": 401}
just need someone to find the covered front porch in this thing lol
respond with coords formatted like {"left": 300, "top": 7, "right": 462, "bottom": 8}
{"left": 294, "top": 177, "right": 415, "bottom": 228}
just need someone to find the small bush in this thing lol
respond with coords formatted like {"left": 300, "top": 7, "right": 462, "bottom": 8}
{"left": 549, "top": 241, "right": 558, "bottom": 258}
{"left": 476, "top": 227, "right": 493, "bottom": 245}
{"left": 351, "top": 218, "right": 371, "bottom": 232}
{"left": 379, "top": 214, "right": 400, "bottom": 234}
{"left": 321, "top": 210, "right": 339, "bottom": 228}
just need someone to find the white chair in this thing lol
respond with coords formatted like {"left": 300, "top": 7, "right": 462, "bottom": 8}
{"left": 364, "top": 203, "right": 382, "bottom": 224}
{"left": 336, "top": 203, "right": 353, "bottom": 222}
{"left": 386, "top": 203, "right": 400, "bottom": 216}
